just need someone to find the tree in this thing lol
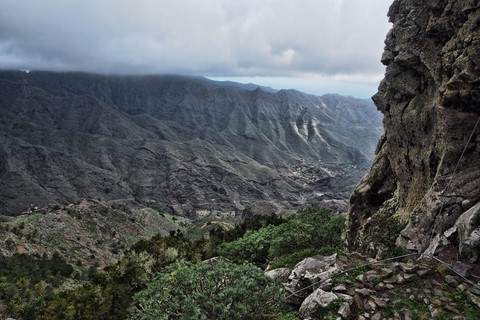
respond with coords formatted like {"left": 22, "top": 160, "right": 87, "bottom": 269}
{"left": 128, "top": 260, "right": 284, "bottom": 320}
{"left": 268, "top": 207, "right": 344, "bottom": 259}
{"left": 217, "top": 207, "right": 345, "bottom": 267}
{"left": 217, "top": 225, "right": 276, "bottom": 267}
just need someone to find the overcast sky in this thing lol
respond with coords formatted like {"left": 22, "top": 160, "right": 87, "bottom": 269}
{"left": 0, "top": 0, "right": 392, "bottom": 98}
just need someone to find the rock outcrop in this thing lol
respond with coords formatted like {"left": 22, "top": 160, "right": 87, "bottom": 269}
{"left": 347, "top": 0, "right": 480, "bottom": 260}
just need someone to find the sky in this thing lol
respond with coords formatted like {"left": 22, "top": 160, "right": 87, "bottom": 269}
{"left": 0, "top": 0, "right": 392, "bottom": 98}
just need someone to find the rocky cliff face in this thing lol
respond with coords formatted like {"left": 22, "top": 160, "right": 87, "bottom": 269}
{"left": 347, "top": 0, "right": 480, "bottom": 261}
{"left": 0, "top": 71, "right": 382, "bottom": 216}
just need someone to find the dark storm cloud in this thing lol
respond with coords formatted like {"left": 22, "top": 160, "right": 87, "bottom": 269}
{"left": 0, "top": 0, "right": 391, "bottom": 83}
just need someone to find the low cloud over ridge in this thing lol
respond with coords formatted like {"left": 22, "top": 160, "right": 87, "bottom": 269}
{"left": 0, "top": 0, "right": 391, "bottom": 89}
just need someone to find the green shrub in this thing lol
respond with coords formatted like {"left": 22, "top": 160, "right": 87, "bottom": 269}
{"left": 217, "top": 225, "right": 276, "bottom": 267}
{"left": 128, "top": 260, "right": 284, "bottom": 320}
{"left": 218, "top": 207, "right": 344, "bottom": 267}
{"left": 128, "top": 232, "right": 203, "bottom": 270}
{"left": 269, "top": 207, "right": 344, "bottom": 259}
{"left": 0, "top": 253, "right": 74, "bottom": 320}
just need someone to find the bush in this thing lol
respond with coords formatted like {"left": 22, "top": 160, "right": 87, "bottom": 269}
{"left": 128, "top": 232, "right": 202, "bottom": 269}
{"left": 218, "top": 207, "right": 345, "bottom": 267}
{"left": 128, "top": 260, "right": 284, "bottom": 320}
{"left": 0, "top": 253, "right": 74, "bottom": 320}
{"left": 217, "top": 225, "right": 276, "bottom": 267}
{"left": 269, "top": 207, "right": 344, "bottom": 259}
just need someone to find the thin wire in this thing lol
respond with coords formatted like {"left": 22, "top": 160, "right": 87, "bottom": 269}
{"left": 395, "top": 114, "right": 480, "bottom": 226}
{"left": 285, "top": 252, "right": 420, "bottom": 299}
{"left": 430, "top": 255, "right": 480, "bottom": 291}
{"left": 285, "top": 252, "right": 480, "bottom": 301}
{"left": 437, "top": 115, "right": 480, "bottom": 217}
{"left": 284, "top": 117, "right": 480, "bottom": 301}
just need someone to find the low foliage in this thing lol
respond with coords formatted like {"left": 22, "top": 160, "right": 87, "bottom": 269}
{"left": 219, "top": 207, "right": 344, "bottom": 267}
{"left": 269, "top": 207, "right": 344, "bottom": 259}
{"left": 0, "top": 252, "right": 73, "bottom": 285}
{"left": 218, "top": 225, "right": 276, "bottom": 266}
{"left": 0, "top": 208, "right": 344, "bottom": 319}
{"left": 128, "top": 260, "right": 284, "bottom": 320}
{"left": 0, "top": 253, "right": 74, "bottom": 319}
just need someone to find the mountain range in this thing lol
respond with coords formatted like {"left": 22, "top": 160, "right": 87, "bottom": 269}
{"left": 0, "top": 71, "right": 383, "bottom": 216}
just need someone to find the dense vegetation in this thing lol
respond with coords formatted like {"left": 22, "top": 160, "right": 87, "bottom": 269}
{"left": 0, "top": 253, "right": 74, "bottom": 318}
{"left": 219, "top": 207, "right": 344, "bottom": 268}
{"left": 128, "top": 260, "right": 284, "bottom": 319}
{"left": 0, "top": 207, "right": 344, "bottom": 319}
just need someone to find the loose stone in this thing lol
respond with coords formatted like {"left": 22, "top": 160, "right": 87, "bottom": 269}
{"left": 366, "top": 273, "right": 382, "bottom": 283}
{"left": 445, "top": 304, "right": 460, "bottom": 314}
{"left": 371, "top": 312, "right": 382, "bottom": 320}
{"left": 380, "top": 268, "right": 394, "bottom": 277}
{"left": 373, "top": 296, "right": 387, "bottom": 308}
{"left": 353, "top": 294, "right": 364, "bottom": 310}
{"left": 356, "top": 274, "right": 365, "bottom": 283}
{"left": 470, "top": 287, "right": 480, "bottom": 296}
{"left": 367, "top": 299, "right": 377, "bottom": 310}
{"left": 403, "top": 273, "right": 416, "bottom": 282}
{"left": 433, "top": 288, "right": 443, "bottom": 296}
{"left": 445, "top": 275, "right": 460, "bottom": 287}
{"left": 355, "top": 288, "right": 372, "bottom": 297}
{"left": 374, "top": 282, "right": 386, "bottom": 291}
{"left": 383, "top": 275, "right": 398, "bottom": 284}
{"left": 416, "top": 268, "right": 432, "bottom": 277}
{"left": 399, "top": 263, "right": 417, "bottom": 273}
{"left": 402, "top": 309, "right": 413, "bottom": 320}
{"left": 456, "top": 284, "right": 468, "bottom": 292}
{"left": 333, "top": 284, "right": 346, "bottom": 292}
{"left": 337, "top": 302, "right": 351, "bottom": 318}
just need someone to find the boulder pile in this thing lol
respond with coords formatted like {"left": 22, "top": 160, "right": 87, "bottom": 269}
{"left": 267, "top": 253, "right": 480, "bottom": 319}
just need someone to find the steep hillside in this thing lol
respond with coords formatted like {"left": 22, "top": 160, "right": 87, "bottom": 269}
{"left": 0, "top": 71, "right": 382, "bottom": 216}
{"left": 0, "top": 199, "right": 183, "bottom": 266}
{"left": 347, "top": 0, "right": 480, "bottom": 260}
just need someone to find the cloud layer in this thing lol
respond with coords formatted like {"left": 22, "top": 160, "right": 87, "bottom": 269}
{"left": 0, "top": 0, "right": 391, "bottom": 82}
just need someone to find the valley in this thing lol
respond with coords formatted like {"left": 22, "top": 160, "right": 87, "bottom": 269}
{"left": 0, "top": 71, "right": 382, "bottom": 218}
{"left": 0, "top": 71, "right": 382, "bottom": 269}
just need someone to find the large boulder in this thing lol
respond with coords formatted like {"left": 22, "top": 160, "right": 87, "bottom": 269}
{"left": 285, "top": 254, "right": 341, "bottom": 304}
{"left": 265, "top": 267, "right": 291, "bottom": 283}
{"left": 299, "top": 288, "right": 338, "bottom": 319}
{"left": 424, "top": 202, "right": 480, "bottom": 262}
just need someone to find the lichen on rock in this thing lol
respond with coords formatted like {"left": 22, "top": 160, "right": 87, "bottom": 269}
{"left": 347, "top": 0, "right": 480, "bottom": 260}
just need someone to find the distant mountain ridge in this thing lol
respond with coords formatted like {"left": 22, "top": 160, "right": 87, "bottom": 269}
{"left": 0, "top": 71, "right": 382, "bottom": 215}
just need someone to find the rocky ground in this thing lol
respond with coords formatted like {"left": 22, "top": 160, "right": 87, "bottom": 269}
{"left": 267, "top": 252, "right": 480, "bottom": 319}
